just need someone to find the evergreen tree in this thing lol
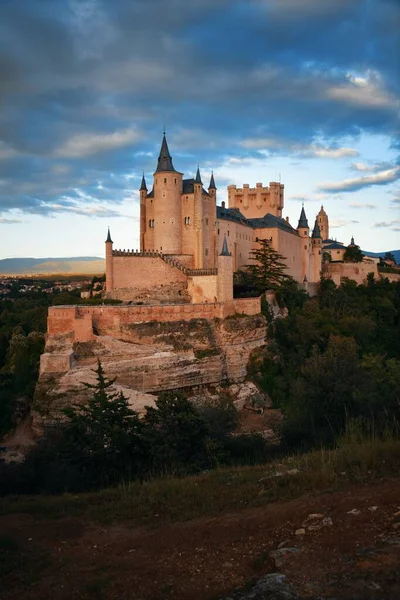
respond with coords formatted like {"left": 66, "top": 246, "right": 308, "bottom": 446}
{"left": 245, "top": 237, "right": 292, "bottom": 293}
{"left": 343, "top": 244, "right": 364, "bottom": 263}
{"left": 62, "top": 361, "right": 144, "bottom": 483}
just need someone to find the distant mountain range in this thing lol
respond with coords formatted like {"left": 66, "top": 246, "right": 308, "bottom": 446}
{"left": 0, "top": 257, "right": 105, "bottom": 275}
{"left": 363, "top": 250, "right": 400, "bottom": 263}
{"left": 0, "top": 249, "right": 398, "bottom": 276}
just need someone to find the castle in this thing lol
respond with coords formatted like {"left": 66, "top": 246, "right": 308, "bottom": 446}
{"left": 105, "top": 133, "right": 325, "bottom": 307}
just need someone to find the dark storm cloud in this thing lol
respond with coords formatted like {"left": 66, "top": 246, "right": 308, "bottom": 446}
{"left": 0, "top": 0, "right": 399, "bottom": 216}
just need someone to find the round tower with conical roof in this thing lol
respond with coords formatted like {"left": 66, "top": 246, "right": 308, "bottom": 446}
{"left": 152, "top": 133, "right": 183, "bottom": 254}
{"left": 311, "top": 218, "right": 322, "bottom": 282}
{"left": 297, "top": 204, "right": 311, "bottom": 283}
{"left": 105, "top": 227, "right": 114, "bottom": 293}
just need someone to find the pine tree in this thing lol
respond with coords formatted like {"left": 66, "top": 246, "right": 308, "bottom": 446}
{"left": 245, "top": 237, "right": 292, "bottom": 293}
{"left": 62, "top": 361, "right": 143, "bottom": 480}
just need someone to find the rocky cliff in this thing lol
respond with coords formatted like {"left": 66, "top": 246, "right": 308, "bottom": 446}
{"left": 34, "top": 314, "right": 267, "bottom": 429}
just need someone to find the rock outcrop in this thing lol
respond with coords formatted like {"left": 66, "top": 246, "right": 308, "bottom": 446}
{"left": 34, "top": 314, "right": 267, "bottom": 429}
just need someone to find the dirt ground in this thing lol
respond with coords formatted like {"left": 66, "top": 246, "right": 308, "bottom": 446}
{"left": 1, "top": 477, "right": 399, "bottom": 600}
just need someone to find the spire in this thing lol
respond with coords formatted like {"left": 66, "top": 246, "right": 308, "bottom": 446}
{"left": 312, "top": 218, "right": 322, "bottom": 239}
{"left": 195, "top": 165, "right": 202, "bottom": 184}
{"left": 350, "top": 236, "right": 355, "bottom": 245}
{"left": 105, "top": 227, "right": 113, "bottom": 243}
{"left": 140, "top": 173, "right": 147, "bottom": 191}
{"left": 209, "top": 171, "right": 216, "bottom": 190}
{"left": 155, "top": 133, "right": 176, "bottom": 172}
{"left": 220, "top": 234, "right": 230, "bottom": 256}
{"left": 297, "top": 204, "right": 309, "bottom": 229}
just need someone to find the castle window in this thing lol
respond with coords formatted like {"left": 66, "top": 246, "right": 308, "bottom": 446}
{"left": 205, "top": 218, "right": 209, "bottom": 226}
{"left": 304, "top": 246, "right": 307, "bottom": 250}
{"left": 217, "top": 228, "right": 220, "bottom": 235}
{"left": 227, "top": 231, "right": 230, "bottom": 237}
{"left": 205, "top": 249, "right": 208, "bottom": 256}
{"left": 164, "top": 178, "right": 167, "bottom": 184}
{"left": 184, "top": 216, "right": 191, "bottom": 225}
{"left": 304, "top": 231, "right": 307, "bottom": 235}
{"left": 174, "top": 178, "right": 177, "bottom": 184}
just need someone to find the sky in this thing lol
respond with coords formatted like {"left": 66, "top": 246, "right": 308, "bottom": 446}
{"left": 0, "top": 0, "right": 399, "bottom": 258}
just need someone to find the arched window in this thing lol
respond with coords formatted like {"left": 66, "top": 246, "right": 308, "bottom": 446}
{"left": 164, "top": 178, "right": 167, "bottom": 184}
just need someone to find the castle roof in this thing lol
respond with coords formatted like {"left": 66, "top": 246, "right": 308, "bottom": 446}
{"left": 105, "top": 227, "right": 113, "bottom": 243}
{"left": 247, "top": 213, "right": 297, "bottom": 234}
{"left": 318, "top": 205, "right": 327, "bottom": 216}
{"left": 297, "top": 205, "right": 309, "bottom": 229}
{"left": 324, "top": 242, "right": 345, "bottom": 250}
{"left": 155, "top": 133, "right": 176, "bottom": 173}
{"left": 209, "top": 172, "right": 216, "bottom": 189}
{"left": 312, "top": 219, "right": 322, "bottom": 239}
{"left": 220, "top": 235, "right": 230, "bottom": 256}
{"left": 216, "top": 205, "right": 250, "bottom": 226}
{"left": 194, "top": 166, "right": 202, "bottom": 184}
{"left": 140, "top": 174, "right": 147, "bottom": 191}
{"left": 182, "top": 178, "right": 209, "bottom": 195}
{"left": 216, "top": 206, "right": 297, "bottom": 234}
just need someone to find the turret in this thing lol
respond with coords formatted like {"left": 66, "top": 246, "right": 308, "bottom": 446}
{"left": 217, "top": 235, "right": 234, "bottom": 314}
{"left": 297, "top": 204, "right": 309, "bottom": 235}
{"left": 152, "top": 133, "right": 183, "bottom": 254}
{"left": 139, "top": 174, "right": 147, "bottom": 251}
{"left": 297, "top": 204, "right": 310, "bottom": 284}
{"left": 311, "top": 218, "right": 322, "bottom": 283}
{"left": 105, "top": 227, "right": 113, "bottom": 293}
{"left": 193, "top": 166, "right": 204, "bottom": 268}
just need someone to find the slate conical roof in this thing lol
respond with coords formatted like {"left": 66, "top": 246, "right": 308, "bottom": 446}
{"left": 155, "top": 133, "right": 176, "bottom": 172}
{"left": 209, "top": 172, "right": 216, "bottom": 189}
{"left": 140, "top": 174, "right": 147, "bottom": 191}
{"left": 297, "top": 205, "right": 309, "bottom": 229}
{"left": 220, "top": 234, "right": 230, "bottom": 256}
{"left": 195, "top": 166, "right": 202, "bottom": 184}
{"left": 106, "top": 227, "right": 113, "bottom": 243}
{"left": 312, "top": 219, "right": 322, "bottom": 239}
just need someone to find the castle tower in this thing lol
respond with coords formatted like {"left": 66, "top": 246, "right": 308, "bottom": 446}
{"left": 193, "top": 166, "right": 204, "bottom": 268}
{"left": 317, "top": 205, "right": 329, "bottom": 240}
{"left": 297, "top": 204, "right": 310, "bottom": 283}
{"left": 217, "top": 235, "right": 234, "bottom": 312}
{"left": 105, "top": 227, "right": 113, "bottom": 293}
{"left": 311, "top": 218, "right": 322, "bottom": 283}
{"left": 208, "top": 172, "right": 217, "bottom": 268}
{"left": 139, "top": 174, "right": 147, "bottom": 252}
{"left": 152, "top": 133, "right": 183, "bottom": 254}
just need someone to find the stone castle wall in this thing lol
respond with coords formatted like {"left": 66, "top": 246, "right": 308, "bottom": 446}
{"left": 111, "top": 255, "right": 187, "bottom": 291}
{"left": 325, "top": 262, "right": 379, "bottom": 285}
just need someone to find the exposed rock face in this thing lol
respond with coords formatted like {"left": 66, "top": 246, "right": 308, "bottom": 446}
{"left": 34, "top": 314, "right": 267, "bottom": 429}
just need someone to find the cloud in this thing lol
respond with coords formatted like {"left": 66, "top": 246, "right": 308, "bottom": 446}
{"left": 326, "top": 72, "right": 399, "bottom": 110}
{"left": 318, "top": 166, "right": 400, "bottom": 193}
{"left": 350, "top": 161, "right": 395, "bottom": 173}
{"left": 0, "top": 0, "right": 399, "bottom": 221}
{"left": 54, "top": 128, "right": 142, "bottom": 158}
{"left": 349, "top": 203, "right": 376, "bottom": 209}
{"left": 240, "top": 137, "right": 359, "bottom": 159}
{"left": 0, "top": 217, "right": 23, "bottom": 224}
{"left": 374, "top": 219, "right": 400, "bottom": 229}
{"left": 330, "top": 219, "right": 360, "bottom": 228}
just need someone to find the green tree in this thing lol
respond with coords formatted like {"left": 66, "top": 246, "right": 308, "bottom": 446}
{"left": 245, "top": 238, "right": 292, "bottom": 293}
{"left": 343, "top": 244, "right": 364, "bottom": 263}
{"left": 384, "top": 252, "right": 396, "bottom": 264}
{"left": 143, "top": 391, "right": 211, "bottom": 473}
{"left": 62, "top": 361, "right": 144, "bottom": 484}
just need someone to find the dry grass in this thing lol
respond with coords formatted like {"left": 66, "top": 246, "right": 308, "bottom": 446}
{"left": 1, "top": 422, "right": 399, "bottom": 526}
